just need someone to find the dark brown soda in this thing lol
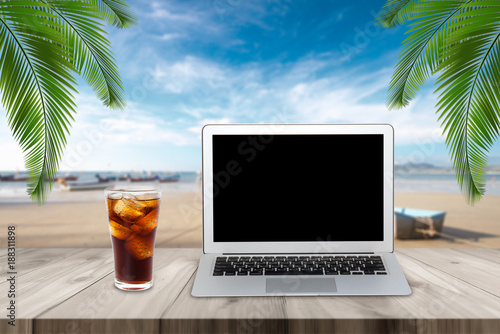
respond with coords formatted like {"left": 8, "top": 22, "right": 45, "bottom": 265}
{"left": 107, "top": 197, "right": 160, "bottom": 284}
{"left": 111, "top": 227, "right": 157, "bottom": 283}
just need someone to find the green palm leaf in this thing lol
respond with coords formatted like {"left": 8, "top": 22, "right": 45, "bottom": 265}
{"left": 91, "top": 0, "right": 138, "bottom": 29}
{"left": 377, "top": 0, "right": 500, "bottom": 204}
{"left": 436, "top": 2, "right": 500, "bottom": 203}
{"left": 0, "top": 0, "right": 135, "bottom": 203}
{"left": 376, "top": 0, "right": 418, "bottom": 29}
{"left": 43, "top": 0, "right": 134, "bottom": 109}
{"left": 383, "top": 1, "right": 469, "bottom": 109}
{"left": 0, "top": 1, "right": 77, "bottom": 203}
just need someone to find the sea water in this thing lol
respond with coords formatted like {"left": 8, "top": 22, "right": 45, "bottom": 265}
{"left": 394, "top": 172, "right": 500, "bottom": 195}
{"left": 0, "top": 171, "right": 201, "bottom": 202}
{"left": 0, "top": 171, "right": 499, "bottom": 202}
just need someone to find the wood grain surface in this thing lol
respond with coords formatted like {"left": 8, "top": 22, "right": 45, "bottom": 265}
{"left": 0, "top": 248, "right": 499, "bottom": 334}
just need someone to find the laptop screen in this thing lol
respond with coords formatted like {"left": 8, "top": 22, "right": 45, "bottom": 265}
{"left": 212, "top": 134, "right": 384, "bottom": 242}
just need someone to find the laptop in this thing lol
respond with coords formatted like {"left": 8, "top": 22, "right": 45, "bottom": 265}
{"left": 192, "top": 124, "right": 411, "bottom": 296}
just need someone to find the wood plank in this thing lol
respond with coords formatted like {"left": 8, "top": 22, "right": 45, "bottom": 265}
{"left": 0, "top": 319, "right": 32, "bottom": 334}
{"left": 454, "top": 248, "right": 500, "bottom": 264}
{"left": 162, "top": 277, "right": 285, "bottom": 321}
{"left": 38, "top": 249, "right": 200, "bottom": 321}
{"left": 288, "top": 319, "right": 397, "bottom": 334}
{"left": 34, "top": 319, "right": 159, "bottom": 334}
{"left": 393, "top": 250, "right": 500, "bottom": 318}
{"left": 287, "top": 319, "right": 500, "bottom": 334}
{"left": 0, "top": 247, "right": 32, "bottom": 261}
{"left": 417, "top": 319, "right": 500, "bottom": 334}
{"left": 284, "top": 294, "right": 412, "bottom": 319}
{"left": 36, "top": 249, "right": 200, "bottom": 334}
{"left": 284, "top": 301, "right": 417, "bottom": 334}
{"left": 0, "top": 248, "right": 86, "bottom": 284}
{"left": 397, "top": 248, "right": 500, "bottom": 296}
{"left": 161, "top": 270, "right": 286, "bottom": 334}
{"left": 282, "top": 252, "right": 417, "bottom": 321}
{"left": 0, "top": 249, "right": 113, "bottom": 319}
{"left": 162, "top": 318, "right": 286, "bottom": 334}
{"left": 2, "top": 248, "right": 499, "bottom": 334}
{"left": 283, "top": 249, "right": 500, "bottom": 333}
{"left": 283, "top": 263, "right": 414, "bottom": 332}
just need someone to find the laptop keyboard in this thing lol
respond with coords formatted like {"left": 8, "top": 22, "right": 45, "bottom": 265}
{"left": 212, "top": 255, "right": 387, "bottom": 276}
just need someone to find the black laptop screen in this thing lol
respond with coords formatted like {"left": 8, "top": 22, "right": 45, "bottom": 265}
{"left": 211, "top": 134, "right": 384, "bottom": 242}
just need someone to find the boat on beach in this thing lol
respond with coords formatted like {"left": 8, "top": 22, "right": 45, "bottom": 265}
{"left": 128, "top": 174, "right": 158, "bottom": 182}
{"left": 60, "top": 181, "right": 114, "bottom": 191}
{"left": 12, "top": 175, "right": 29, "bottom": 181}
{"left": 96, "top": 173, "right": 129, "bottom": 182}
{"left": 56, "top": 174, "right": 79, "bottom": 182}
{"left": 96, "top": 174, "right": 117, "bottom": 182}
{"left": 129, "top": 176, "right": 158, "bottom": 182}
{"left": 1, "top": 173, "right": 77, "bottom": 182}
{"left": 159, "top": 173, "right": 181, "bottom": 183}
{"left": 394, "top": 207, "right": 446, "bottom": 239}
{"left": 0, "top": 174, "right": 14, "bottom": 181}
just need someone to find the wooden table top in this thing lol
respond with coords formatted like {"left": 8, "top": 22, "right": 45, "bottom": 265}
{"left": 1, "top": 248, "right": 499, "bottom": 334}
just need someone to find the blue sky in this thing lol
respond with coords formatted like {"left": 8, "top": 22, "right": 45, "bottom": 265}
{"left": 1, "top": 0, "right": 499, "bottom": 171}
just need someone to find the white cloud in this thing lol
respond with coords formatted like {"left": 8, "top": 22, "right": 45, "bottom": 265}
{"left": 158, "top": 33, "right": 182, "bottom": 41}
{"left": 149, "top": 2, "right": 200, "bottom": 23}
{"left": 187, "top": 117, "right": 235, "bottom": 137}
{"left": 0, "top": 51, "right": 453, "bottom": 172}
{"left": 142, "top": 0, "right": 222, "bottom": 38}
{"left": 150, "top": 55, "right": 444, "bottom": 146}
{"left": 67, "top": 103, "right": 198, "bottom": 147}
{"left": 153, "top": 56, "right": 230, "bottom": 94}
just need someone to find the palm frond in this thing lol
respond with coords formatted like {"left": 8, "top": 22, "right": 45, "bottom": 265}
{"left": 386, "top": 0, "right": 469, "bottom": 110}
{"left": 0, "top": 2, "right": 77, "bottom": 203}
{"left": 0, "top": 0, "right": 135, "bottom": 203}
{"left": 378, "top": 0, "right": 500, "bottom": 204}
{"left": 376, "top": 0, "right": 419, "bottom": 29}
{"left": 91, "top": 0, "right": 137, "bottom": 29}
{"left": 436, "top": 2, "right": 500, "bottom": 204}
{"left": 43, "top": 0, "right": 126, "bottom": 109}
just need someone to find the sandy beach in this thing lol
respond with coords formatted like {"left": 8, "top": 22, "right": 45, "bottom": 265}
{"left": 0, "top": 191, "right": 498, "bottom": 249}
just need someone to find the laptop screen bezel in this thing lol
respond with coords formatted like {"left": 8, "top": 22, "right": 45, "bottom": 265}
{"left": 202, "top": 124, "right": 394, "bottom": 254}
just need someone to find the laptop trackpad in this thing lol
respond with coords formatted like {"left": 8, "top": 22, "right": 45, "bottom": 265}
{"left": 266, "top": 277, "right": 337, "bottom": 293}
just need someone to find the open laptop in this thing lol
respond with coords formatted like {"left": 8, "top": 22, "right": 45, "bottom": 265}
{"left": 192, "top": 124, "right": 411, "bottom": 296}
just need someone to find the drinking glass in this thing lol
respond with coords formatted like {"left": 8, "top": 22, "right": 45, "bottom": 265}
{"left": 105, "top": 186, "right": 161, "bottom": 291}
